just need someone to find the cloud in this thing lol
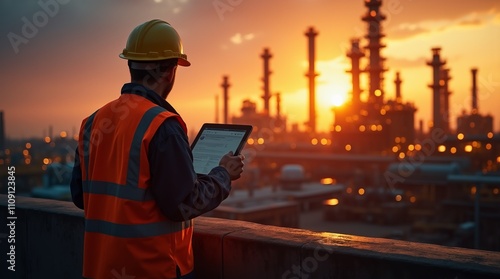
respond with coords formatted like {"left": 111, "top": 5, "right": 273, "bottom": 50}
{"left": 153, "top": 0, "right": 189, "bottom": 14}
{"left": 388, "top": 9, "right": 498, "bottom": 40}
{"left": 389, "top": 24, "right": 429, "bottom": 40}
{"left": 230, "top": 32, "right": 255, "bottom": 45}
{"left": 386, "top": 56, "right": 427, "bottom": 69}
{"left": 458, "top": 18, "right": 483, "bottom": 26}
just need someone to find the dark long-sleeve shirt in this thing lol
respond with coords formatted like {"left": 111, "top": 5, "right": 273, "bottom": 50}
{"left": 70, "top": 83, "right": 232, "bottom": 221}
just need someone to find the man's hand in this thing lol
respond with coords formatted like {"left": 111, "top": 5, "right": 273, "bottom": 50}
{"left": 219, "top": 151, "right": 245, "bottom": 180}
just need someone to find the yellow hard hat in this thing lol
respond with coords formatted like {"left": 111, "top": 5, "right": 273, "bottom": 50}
{"left": 119, "top": 19, "right": 190, "bottom": 67}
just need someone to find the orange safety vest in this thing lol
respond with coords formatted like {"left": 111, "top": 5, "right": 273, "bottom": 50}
{"left": 78, "top": 93, "right": 194, "bottom": 279}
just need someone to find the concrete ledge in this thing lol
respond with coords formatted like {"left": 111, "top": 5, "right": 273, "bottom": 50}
{"left": 1, "top": 195, "right": 500, "bottom": 279}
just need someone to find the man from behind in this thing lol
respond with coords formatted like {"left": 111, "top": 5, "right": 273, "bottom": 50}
{"left": 70, "top": 19, "right": 244, "bottom": 279}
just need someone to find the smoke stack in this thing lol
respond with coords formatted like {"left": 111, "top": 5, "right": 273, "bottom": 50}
{"left": 362, "top": 0, "right": 387, "bottom": 104}
{"left": 215, "top": 95, "right": 219, "bottom": 123}
{"left": 427, "top": 47, "right": 446, "bottom": 131}
{"left": 221, "top": 76, "right": 230, "bottom": 124}
{"left": 394, "top": 72, "right": 402, "bottom": 103}
{"left": 346, "top": 38, "right": 364, "bottom": 107}
{"left": 276, "top": 92, "right": 281, "bottom": 118}
{"left": 440, "top": 68, "right": 452, "bottom": 133}
{"left": 471, "top": 68, "right": 478, "bottom": 114}
{"left": 305, "top": 27, "right": 318, "bottom": 133}
{"left": 261, "top": 48, "right": 272, "bottom": 116}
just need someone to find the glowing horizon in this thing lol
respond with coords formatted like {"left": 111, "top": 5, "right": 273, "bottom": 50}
{"left": 1, "top": 0, "right": 499, "bottom": 139}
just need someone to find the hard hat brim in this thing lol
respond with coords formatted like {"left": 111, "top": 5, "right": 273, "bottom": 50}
{"left": 177, "top": 58, "right": 191, "bottom": 67}
{"left": 119, "top": 53, "right": 190, "bottom": 67}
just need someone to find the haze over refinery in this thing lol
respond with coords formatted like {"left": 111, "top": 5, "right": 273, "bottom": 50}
{"left": 1, "top": 0, "right": 499, "bottom": 139}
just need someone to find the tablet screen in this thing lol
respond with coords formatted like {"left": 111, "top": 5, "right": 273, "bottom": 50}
{"left": 191, "top": 124, "right": 252, "bottom": 174}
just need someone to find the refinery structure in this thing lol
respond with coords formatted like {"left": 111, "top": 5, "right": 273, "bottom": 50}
{"left": 214, "top": 0, "right": 500, "bottom": 251}
{"left": 1, "top": 0, "right": 499, "bottom": 252}
{"left": 225, "top": 0, "right": 495, "bottom": 156}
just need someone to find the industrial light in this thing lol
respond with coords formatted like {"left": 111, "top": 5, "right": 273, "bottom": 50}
{"left": 321, "top": 178, "right": 336, "bottom": 185}
{"left": 325, "top": 198, "right": 339, "bottom": 206}
{"left": 465, "top": 145, "right": 473, "bottom": 152}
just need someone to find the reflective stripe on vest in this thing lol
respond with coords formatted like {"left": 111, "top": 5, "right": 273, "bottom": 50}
{"left": 81, "top": 105, "right": 191, "bottom": 236}
{"left": 79, "top": 94, "right": 194, "bottom": 278}
{"left": 85, "top": 218, "right": 192, "bottom": 238}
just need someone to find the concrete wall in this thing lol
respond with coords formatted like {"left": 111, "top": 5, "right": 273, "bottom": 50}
{"left": 1, "top": 195, "right": 500, "bottom": 279}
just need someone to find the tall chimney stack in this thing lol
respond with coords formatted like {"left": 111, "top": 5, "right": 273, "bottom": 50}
{"left": 394, "top": 72, "right": 402, "bottom": 103}
{"left": 362, "top": 0, "right": 387, "bottom": 105}
{"left": 440, "top": 68, "right": 452, "bottom": 133}
{"left": 221, "top": 76, "right": 230, "bottom": 124}
{"left": 215, "top": 95, "right": 219, "bottom": 123}
{"left": 276, "top": 92, "right": 281, "bottom": 118}
{"left": 427, "top": 47, "right": 446, "bottom": 131}
{"left": 471, "top": 68, "right": 478, "bottom": 114}
{"left": 261, "top": 48, "right": 272, "bottom": 116}
{"left": 305, "top": 26, "right": 318, "bottom": 134}
{"left": 346, "top": 38, "right": 364, "bottom": 108}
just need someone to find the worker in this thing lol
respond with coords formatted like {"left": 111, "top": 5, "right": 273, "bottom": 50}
{"left": 70, "top": 19, "right": 244, "bottom": 279}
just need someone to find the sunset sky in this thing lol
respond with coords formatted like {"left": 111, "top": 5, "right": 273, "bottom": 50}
{"left": 1, "top": 0, "right": 499, "bottom": 139}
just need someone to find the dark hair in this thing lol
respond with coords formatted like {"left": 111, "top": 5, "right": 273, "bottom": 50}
{"left": 128, "top": 59, "right": 178, "bottom": 82}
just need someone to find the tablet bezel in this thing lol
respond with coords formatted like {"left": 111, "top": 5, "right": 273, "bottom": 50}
{"left": 190, "top": 123, "right": 253, "bottom": 156}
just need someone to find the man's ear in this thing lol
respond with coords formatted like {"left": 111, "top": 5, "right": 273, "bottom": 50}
{"left": 163, "top": 65, "right": 177, "bottom": 82}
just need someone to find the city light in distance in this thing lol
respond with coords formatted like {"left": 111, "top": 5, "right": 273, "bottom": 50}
{"left": 464, "top": 145, "right": 473, "bottom": 153}
{"left": 325, "top": 198, "right": 339, "bottom": 206}
{"left": 438, "top": 145, "right": 446, "bottom": 152}
{"left": 320, "top": 177, "right": 336, "bottom": 185}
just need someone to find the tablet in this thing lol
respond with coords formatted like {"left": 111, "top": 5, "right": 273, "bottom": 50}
{"left": 191, "top": 123, "right": 253, "bottom": 174}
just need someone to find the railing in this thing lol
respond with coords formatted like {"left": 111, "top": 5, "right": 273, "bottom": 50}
{"left": 1, "top": 195, "right": 499, "bottom": 279}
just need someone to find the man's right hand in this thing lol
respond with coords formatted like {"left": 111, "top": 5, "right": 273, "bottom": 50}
{"left": 219, "top": 151, "right": 245, "bottom": 180}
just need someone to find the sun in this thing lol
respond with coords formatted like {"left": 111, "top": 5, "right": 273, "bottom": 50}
{"left": 317, "top": 80, "right": 350, "bottom": 108}
{"left": 331, "top": 91, "right": 349, "bottom": 107}
{"left": 315, "top": 58, "right": 351, "bottom": 109}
